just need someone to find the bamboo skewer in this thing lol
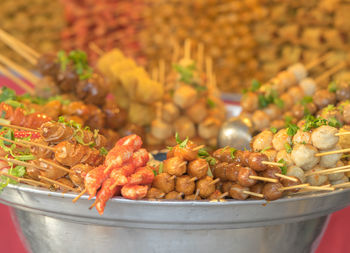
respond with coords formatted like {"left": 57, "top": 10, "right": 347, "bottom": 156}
{"left": 18, "top": 139, "right": 55, "bottom": 151}
{"left": 89, "top": 200, "right": 97, "bottom": 209}
{"left": 304, "top": 185, "right": 335, "bottom": 191}
{"left": 88, "top": 42, "right": 104, "bottom": 56}
{"left": 197, "top": 43, "right": 204, "bottom": 73}
{"left": 73, "top": 189, "right": 87, "bottom": 203}
{"left": 0, "top": 123, "right": 39, "bottom": 132}
{"left": 243, "top": 191, "right": 264, "bottom": 198}
{"left": 333, "top": 182, "right": 350, "bottom": 189}
{"left": 208, "top": 178, "right": 220, "bottom": 185}
{"left": 275, "top": 173, "right": 299, "bottom": 182}
{"left": 169, "top": 175, "right": 176, "bottom": 180}
{"left": 0, "top": 136, "right": 30, "bottom": 148}
{"left": 0, "top": 54, "right": 40, "bottom": 84}
{"left": 315, "top": 148, "right": 350, "bottom": 157}
{"left": 194, "top": 188, "right": 200, "bottom": 199}
{"left": 0, "top": 172, "right": 49, "bottom": 188}
{"left": 305, "top": 165, "right": 350, "bottom": 176}
{"left": 315, "top": 61, "right": 347, "bottom": 83}
{"left": 262, "top": 161, "right": 284, "bottom": 167}
{"left": 0, "top": 157, "right": 40, "bottom": 170}
{"left": 249, "top": 175, "right": 278, "bottom": 183}
{"left": 39, "top": 175, "right": 78, "bottom": 192}
{"left": 218, "top": 192, "right": 229, "bottom": 199}
{"left": 305, "top": 52, "right": 333, "bottom": 70}
{"left": 189, "top": 177, "right": 197, "bottom": 182}
{"left": 335, "top": 132, "right": 350, "bottom": 136}
{"left": 184, "top": 39, "right": 191, "bottom": 60}
{"left": 38, "top": 158, "right": 71, "bottom": 173}
{"left": 0, "top": 63, "right": 34, "bottom": 94}
{"left": 192, "top": 145, "right": 205, "bottom": 151}
{"left": 279, "top": 183, "right": 310, "bottom": 191}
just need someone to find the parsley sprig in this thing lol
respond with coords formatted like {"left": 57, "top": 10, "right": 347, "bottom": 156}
{"left": 57, "top": 50, "right": 93, "bottom": 80}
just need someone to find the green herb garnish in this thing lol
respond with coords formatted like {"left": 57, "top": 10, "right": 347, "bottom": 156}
{"left": 270, "top": 127, "right": 277, "bottom": 134}
{"left": 286, "top": 123, "right": 299, "bottom": 137}
{"left": 261, "top": 146, "right": 272, "bottom": 153}
{"left": 328, "top": 81, "right": 337, "bottom": 93}
{"left": 175, "top": 132, "right": 189, "bottom": 148}
{"left": 278, "top": 159, "right": 287, "bottom": 175}
{"left": 0, "top": 87, "right": 16, "bottom": 102}
{"left": 173, "top": 63, "right": 196, "bottom": 84}
{"left": 207, "top": 98, "right": 216, "bottom": 108}
{"left": 300, "top": 96, "right": 313, "bottom": 106}
{"left": 284, "top": 143, "right": 292, "bottom": 153}
{"left": 230, "top": 147, "right": 237, "bottom": 159}
{"left": 158, "top": 162, "right": 163, "bottom": 174}
{"left": 99, "top": 147, "right": 108, "bottom": 156}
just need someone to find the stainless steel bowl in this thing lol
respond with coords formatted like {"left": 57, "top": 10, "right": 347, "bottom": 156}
{"left": 1, "top": 184, "right": 350, "bottom": 253}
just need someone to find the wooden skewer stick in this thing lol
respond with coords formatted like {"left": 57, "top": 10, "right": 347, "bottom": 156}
{"left": 0, "top": 29, "right": 40, "bottom": 64}
{"left": 323, "top": 168, "right": 350, "bottom": 175}
{"left": 38, "top": 175, "right": 78, "bottom": 192}
{"left": 89, "top": 199, "right": 97, "bottom": 210}
{"left": 0, "top": 171, "right": 49, "bottom": 187}
{"left": 249, "top": 175, "right": 279, "bottom": 183}
{"left": 305, "top": 52, "right": 333, "bottom": 70}
{"left": 178, "top": 192, "right": 184, "bottom": 198}
{"left": 333, "top": 182, "right": 350, "bottom": 189}
{"left": 274, "top": 173, "right": 299, "bottom": 182}
{"left": 208, "top": 178, "right": 220, "bottom": 185}
{"left": 335, "top": 132, "right": 350, "bottom": 136}
{"left": 0, "top": 54, "right": 40, "bottom": 84}
{"left": 152, "top": 67, "right": 159, "bottom": 82}
{"left": 192, "top": 145, "right": 205, "bottom": 151}
{"left": 218, "top": 192, "right": 229, "bottom": 199}
{"left": 18, "top": 139, "right": 55, "bottom": 151}
{"left": 0, "top": 123, "right": 39, "bottom": 132}
{"left": 304, "top": 185, "right": 335, "bottom": 191}
{"left": 189, "top": 177, "right": 197, "bottom": 182}
{"left": 0, "top": 136, "right": 30, "bottom": 148}
{"left": 194, "top": 188, "right": 200, "bottom": 199}
{"left": 305, "top": 164, "right": 350, "bottom": 176}
{"left": 0, "top": 63, "right": 34, "bottom": 94}
{"left": 197, "top": 43, "right": 204, "bottom": 73}
{"left": 315, "top": 148, "right": 350, "bottom": 157}
{"left": 38, "top": 158, "right": 71, "bottom": 173}
{"left": 0, "top": 157, "right": 41, "bottom": 170}
{"left": 279, "top": 183, "right": 310, "bottom": 191}
{"left": 315, "top": 61, "right": 347, "bottom": 84}
{"left": 262, "top": 161, "right": 284, "bottom": 167}
{"left": 169, "top": 175, "right": 176, "bottom": 180}
{"left": 88, "top": 42, "right": 104, "bottom": 56}
{"left": 243, "top": 191, "right": 264, "bottom": 199}
{"left": 184, "top": 39, "right": 191, "bottom": 60}
{"left": 73, "top": 189, "right": 87, "bottom": 203}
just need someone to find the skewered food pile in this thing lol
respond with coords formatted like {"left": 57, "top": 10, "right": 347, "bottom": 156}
{"left": 97, "top": 48, "right": 164, "bottom": 127}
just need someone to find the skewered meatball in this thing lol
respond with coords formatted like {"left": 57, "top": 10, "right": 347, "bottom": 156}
{"left": 306, "top": 166, "right": 328, "bottom": 186}
{"left": 151, "top": 119, "right": 174, "bottom": 140}
{"left": 168, "top": 140, "right": 198, "bottom": 161}
{"left": 196, "top": 176, "right": 217, "bottom": 198}
{"left": 198, "top": 117, "right": 221, "bottom": 139}
{"left": 147, "top": 188, "right": 165, "bottom": 199}
{"left": 69, "top": 164, "right": 93, "bottom": 188}
{"left": 213, "top": 162, "right": 228, "bottom": 181}
{"left": 162, "top": 102, "right": 180, "bottom": 123}
{"left": 261, "top": 149, "right": 277, "bottom": 162}
{"left": 248, "top": 153, "right": 268, "bottom": 171}
{"left": 276, "top": 150, "right": 293, "bottom": 167}
{"left": 263, "top": 104, "right": 281, "bottom": 120}
{"left": 213, "top": 147, "right": 235, "bottom": 163}
{"left": 270, "top": 120, "right": 285, "bottom": 130}
{"left": 229, "top": 184, "right": 249, "bottom": 200}
{"left": 291, "top": 104, "right": 306, "bottom": 120}
{"left": 103, "top": 101, "right": 127, "bottom": 130}
{"left": 163, "top": 157, "right": 187, "bottom": 176}
{"left": 252, "top": 110, "right": 270, "bottom": 131}
{"left": 53, "top": 178, "right": 75, "bottom": 191}
{"left": 40, "top": 122, "right": 74, "bottom": 144}
{"left": 250, "top": 183, "right": 264, "bottom": 199}
{"left": 238, "top": 167, "right": 257, "bottom": 187}
{"left": 287, "top": 63, "right": 307, "bottom": 82}
{"left": 251, "top": 130, "right": 273, "bottom": 152}
{"left": 37, "top": 159, "right": 68, "bottom": 180}
{"left": 76, "top": 73, "right": 108, "bottom": 106}
{"left": 287, "top": 166, "right": 306, "bottom": 183}
{"left": 27, "top": 162, "right": 40, "bottom": 180}
{"left": 280, "top": 93, "right": 294, "bottom": 109}
{"left": 226, "top": 164, "right": 241, "bottom": 181}
{"left": 222, "top": 181, "right": 234, "bottom": 193}
{"left": 263, "top": 182, "right": 283, "bottom": 200}
{"left": 328, "top": 171, "right": 345, "bottom": 182}
{"left": 261, "top": 166, "right": 281, "bottom": 180}
{"left": 280, "top": 176, "right": 301, "bottom": 193}
{"left": 175, "top": 175, "right": 196, "bottom": 195}
{"left": 30, "top": 138, "right": 54, "bottom": 159}
{"left": 165, "top": 191, "right": 183, "bottom": 200}
{"left": 311, "top": 125, "right": 339, "bottom": 150}
{"left": 291, "top": 144, "right": 320, "bottom": 170}
{"left": 185, "top": 100, "right": 208, "bottom": 124}
{"left": 174, "top": 116, "right": 196, "bottom": 139}
{"left": 153, "top": 173, "right": 175, "bottom": 193}
{"left": 331, "top": 176, "right": 349, "bottom": 185}
{"left": 173, "top": 85, "right": 197, "bottom": 109}
{"left": 56, "top": 66, "right": 78, "bottom": 93}
{"left": 208, "top": 190, "right": 226, "bottom": 200}
{"left": 313, "top": 89, "right": 336, "bottom": 109}
{"left": 299, "top": 78, "right": 316, "bottom": 96}
{"left": 184, "top": 194, "right": 202, "bottom": 200}
{"left": 188, "top": 159, "right": 208, "bottom": 179}
{"left": 272, "top": 129, "right": 292, "bottom": 151}
{"left": 288, "top": 86, "right": 304, "bottom": 103}
{"left": 37, "top": 53, "right": 60, "bottom": 77}
{"left": 292, "top": 130, "right": 312, "bottom": 145}
{"left": 319, "top": 145, "right": 343, "bottom": 168}
{"left": 241, "top": 92, "right": 259, "bottom": 113}
{"left": 234, "top": 150, "right": 250, "bottom": 167}
{"left": 336, "top": 82, "right": 350, "bottom": 101}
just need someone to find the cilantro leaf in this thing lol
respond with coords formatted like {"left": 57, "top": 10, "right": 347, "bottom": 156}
{"left": 174, "top": 132, "right": 189, "bottom": 148}
{"left": 286, "top": 123, "right": 299, "bottom": 137}
{"left": 207, "top": 98, "right": 216, "bottom": 108}
{"left": 278, "top": 159, "right": 287, "bottom": 175}
{"left": 99, "top": 147, "right": 108, "bottom": 156}
{"left": 251, "top": 79, "right": 261, "bottom": 92}
{"left": 0, "top": 87, "right": 16, "bottom": 102}
{"left": 300, "top": 96, "right": 313, "bottom": 106}
{"left": 270, "top": 127, "right": 277, "bottom": 134}
{"left": 230, "top": 147, "right": 237, "bottom": 159}
{"left": 173, "top": 63, "right": 196, "bottom": 84}
{"left": 284, "top": 143, "right": 292, "bottom": 153}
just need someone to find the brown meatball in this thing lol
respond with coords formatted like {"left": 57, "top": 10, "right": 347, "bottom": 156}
{"left": 37, "top": 53, "right": 60, "bottom": 77}
{"left": 196, "top": 176, "right": 217, "bottom": 198}
{"left": 208, "top": 190, "right": 226, "bottom": 200}
{"left": 213, "top": 162, "right": 228, "bottom": 181}
{"left": 168, "top": 141, "right": 198, "bottom": 161}
{"left": 119, "top": 123, "right": 146, "bottom": 141}
{"left": 165, "top": 191, "right": 183, "bottom": 200}
{"left": 76, "top": 73, "right": 108, "bottom": 106}
{"left": 263, "top": 182, "right": 283, "bottom": 201}
{"left": 146, "top": 188, "right": 165, "bottom": 199}
{"left": 37, "top": 159, "right": 68, "bottom": 180}
{"left": 291, "top": 104, "right": 305, "bottom": 120}
{"left": 69, "top": 164, "right": 93, "bottom": 188}
{"left": 234, "top": 150, "right": 250, "bottom": 167}
{"left": 163, "top": 157, "right": 187, "bottom": 176}
{"left": 260, "top": 166, "right": 281, "bottom": 180}
{"left": 53, "top": 178, "right": 75, "bottom": 191}
{"left": 229, "top": 184, "right": 249, "bottom": 200}
{"left": 175, "top": 175, "right": 196, "bottom": 195}
{"left": 27, "top": 162, "right": 41, "bottom": 180}
{"left": 237, "top": 167, "right": 257, "bottom": 187}
{"left": 280, "top": 177, "right": 301, "bottom": 193}
{"left": 184, "top": 194, "right": 202, "bottom": 200}
{"left": 313, "top": 89, "right": 336, "bottom": 109}
{"left": 103, "top": 101, "right": 127, "bottom": 130}
{"left": 30, "top": 138, "right": 54, "bottom": 159}
{"left": 84, "top": 105, "right": 106, "bottom": 130}
{"left": 222, "top": 181, "right": 234, "bottom": 193}
{"left": 57, "top": 66, "right": 79, "bottom": 93}
{"left": 188, "top": 159, "right": 208, "bottom": 179}
{"left": 226, "top": 164, "right": 241, "bottom": 182}
{"left": 336, "top": 82, "right": 350, "bottom": 101}
{"left": 153, "top": 173, "right": 175, "bottom": 193}
{"left": 248, "top": 152, "right": 268, "bottom": 171}
{"left": 250, "top": 183, "right": 264, "bottom": 199}
{"left": 213, "top": 147, "right": 235, "bottom": 163}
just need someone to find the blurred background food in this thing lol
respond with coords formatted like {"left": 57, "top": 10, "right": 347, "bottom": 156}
{"left": 1, "top": 0, "right": 350, "bottom": 93}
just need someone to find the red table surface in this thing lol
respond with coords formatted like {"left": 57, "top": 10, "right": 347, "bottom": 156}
{"left": 1, "top": 78, "right": 350, "bottom": 253}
